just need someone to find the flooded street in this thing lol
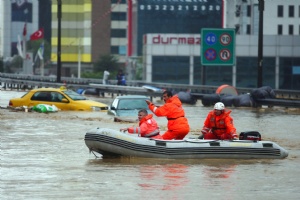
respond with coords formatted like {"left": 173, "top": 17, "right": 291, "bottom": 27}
{"left": 1, "top": 90, "right": 300, "bottom": 200}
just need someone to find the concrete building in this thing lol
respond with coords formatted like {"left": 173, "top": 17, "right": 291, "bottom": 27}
{"left": 51, "top": 0, "right": 94, "bottom": 76}
{"left": 0, "top": 0, "right": 51, "bottom": 74}
{"left": 127, "top": 0, "right": 300, "bottom": 89}
{"left": 50, "top": 0, "right": 127, "bottom": 77}
{"left": 1, "top": 0, "right": 299, "bottom": 89}
{"left": 0, "top": 0, "right": 39, "bottom": 58}
{"left": 225, "top": 0, "right": 300, "bottom": 35}
{"left": 110, "top": 0, "right": 127, "bottom": 63}
{"left": 0, "top": 0, "right": 40, "bottom": 74}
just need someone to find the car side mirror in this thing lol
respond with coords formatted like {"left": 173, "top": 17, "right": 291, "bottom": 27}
{"left": 61, "top": 98, "right": 68, "bottom": 103}
{"left": 110, "top": 106, "right": 116, "bottom": 110}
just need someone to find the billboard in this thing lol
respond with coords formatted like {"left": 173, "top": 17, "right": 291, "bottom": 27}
{"left": 11, "top": 0, "right": 33, "bottom": 22}
{"left": 132, "top": 0, "right": 223, "bottom": 55}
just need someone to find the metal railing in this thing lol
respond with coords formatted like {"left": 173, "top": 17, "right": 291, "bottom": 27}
{"left": 1, "top": 72, "right": 300, "bottom": 100}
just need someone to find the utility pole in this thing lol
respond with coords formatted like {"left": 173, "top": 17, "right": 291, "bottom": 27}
{"left": 57, "top": 0, "right": 62, "bottom": 83}
{"left": 257, "top": 0, "right": 264, "bottom": 87}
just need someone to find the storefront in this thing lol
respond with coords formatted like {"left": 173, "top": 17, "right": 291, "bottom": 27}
{"left": 143, "top": 33, "right": 300, "bottom": 90}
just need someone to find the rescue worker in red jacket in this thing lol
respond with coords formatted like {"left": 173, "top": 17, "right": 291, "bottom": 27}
{"left": 201, "top": 102, "right": 238, "bottom": 140}
{"left": 146, "top": 90, "right": 190, "bottom": 140}
{"left": 120, "top": 109, "right": 162, "bottom": 139}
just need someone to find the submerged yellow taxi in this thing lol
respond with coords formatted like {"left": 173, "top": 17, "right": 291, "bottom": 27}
{"left": 9, "top": 87, "right": 108, "bottom": 111}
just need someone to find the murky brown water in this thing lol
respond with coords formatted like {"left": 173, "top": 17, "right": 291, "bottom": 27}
{"left": 1, "top": 90, "right": 300, "bottom": 200}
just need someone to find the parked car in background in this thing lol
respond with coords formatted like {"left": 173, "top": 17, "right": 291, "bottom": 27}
{"left": 8, "top": 88, "right": 108, "bottom": 111}
{"left": 107, "top": 95, "right": 151, "bottom": 117}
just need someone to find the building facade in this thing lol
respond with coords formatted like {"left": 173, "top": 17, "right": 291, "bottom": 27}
{"left": 0, "top": 0, "right": 51, "bottom": 74}
{"left": 0, "top": 0, "right": 39, "bottom": 58}
{"left": 50, "top": 0, "right": 126, "bottom": 76}
{"left": 110, "top": 0, "right": 127, "bottom": 63}
{"left": 51, "top": 0, "right": 93, "bottom": 76}
{"left": 1, "top": 0, "right": 299, "bottom": 89}
{"left": 127, "top": 0, "right": 300, "bottom": 89}
{"left": 143, "top": 33, "right": 300, "bottom": 89}
{"left": 225, "top": 0, "right": 300, "bottom": 35}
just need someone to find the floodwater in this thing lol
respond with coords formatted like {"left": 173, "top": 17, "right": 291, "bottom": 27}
{"left": 1, "top": 90, "right": 300, "bottom": 200}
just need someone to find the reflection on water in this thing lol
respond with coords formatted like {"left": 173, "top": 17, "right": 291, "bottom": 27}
{"left": 1, "top": 90, "right": 300, "bottom": 200}
{"left": 203, "top": 164, "right": 236, "bottom": 179}
{"left": 137, "top": 164, "right": 189, "bottom": 191}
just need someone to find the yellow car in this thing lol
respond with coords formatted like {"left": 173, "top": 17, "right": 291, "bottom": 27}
{"left": 8, "top": 87, "right": 108, "bottom": 111}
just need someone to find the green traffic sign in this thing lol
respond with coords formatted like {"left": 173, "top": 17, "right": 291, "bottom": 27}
{"left": 201, "top": 28, "right": 235, "bottom": 66}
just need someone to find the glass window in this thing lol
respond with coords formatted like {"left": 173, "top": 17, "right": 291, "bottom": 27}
{"left": 118, "top": 99, "right": 148, "bottom": 110}
{"left": 262, "top": 57, "right": 276, "bottom": 88}
{"left": 119, "top": 46, "right": 126, "bottom": 55}
{"left": 277, "top": 5, "right": 283, "bottom": 17}
{"left": 193, "top": 56, "right": 234, "bottom": 87}
{"left": 236, "top": 5, "right": 241, "bottom": 17}
{"left": 289, "top": 5, "right": 294, "bottom": 17}
{"left": 235, "top": 24, "right": 240, "bottom": 34}
{"left": 289, "top": 25, "right": 294, "bottom": 35}
{"left": 111, "top": 46, "right": 126, "bottom": 55}
{"left": 112, "top": 0, "right": 126, "bottom": 4}
{"left": 31, "top": 92, "right": 52, "bottom": 101}
{"left": 236, "top": 57, "right": 256, "bottom": 88}
{"left": 247, "top": 5, "right": 251, "bottom": 17}
{"left": 206, "top": 65, "right": 233, "bottom": 86}
{"left": 194, "top": 56, "right": 236, "bottom": 87}
{"left": 246, "top": 24, "right": 251, "bottom": 34}
{"left": 111, "top": 29, "right": 126, "bottom": 38}
{"left": 63, "top": 90, "right": 86, "bottom": 100}
{"left": 236, "top": 57, "right": 275, "bottom": 88}
{"left": 52, "top": 92, "right": 64, "bottom": 102}
{"left": 111, "top": 12, "right": 127, "bottom": 21}
{"left": 278, "top": 25, "right": 283, "bottom": 35}
{"left": 279, "top": 57, "right": 300, "bottom": 89}
{"left": 118, "top": 100, "right": 130, "bottom": 110}
{"left": 111, "top": 46, "right": 119, "bottom": 54}
{"left": 193, "top": 56, "right": 202, "bottom": 85}
{"left": 152, "top": 56, "right": 189, "bottom": 84}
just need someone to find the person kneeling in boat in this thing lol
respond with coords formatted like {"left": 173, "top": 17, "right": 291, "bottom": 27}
{"left": 120, "top": 109, "right": 163, "bottom": 139}
{"left": 200, "top": 102, "right": 238, "bottom": 140}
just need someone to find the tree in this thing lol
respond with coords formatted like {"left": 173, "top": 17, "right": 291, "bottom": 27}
{"left": 11, "top": 56, "right": 23, "bottom": 68}
{"left": 4, "top": 55, "right": 23, "bottom": 73}
{"left": 27, "top": 39, "right": 51, "bottom": 62}
{"left": 134, "top": 57, "right": 143, "bottom": 80}
{"left": 93, "top": 55, "right": 119, "bottom": 73}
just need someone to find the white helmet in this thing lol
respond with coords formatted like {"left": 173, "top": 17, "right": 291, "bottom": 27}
{"left": 214, "top": 102, "right": 225, "bottom": 110}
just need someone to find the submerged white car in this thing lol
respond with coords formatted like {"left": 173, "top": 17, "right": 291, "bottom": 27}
{"left": 107, "top": 95, "right": 151, "bottom": 117}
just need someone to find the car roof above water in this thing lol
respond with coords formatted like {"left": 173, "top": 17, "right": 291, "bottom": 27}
{"left": 30, "top": 88, "right": 65, "bottom": 92}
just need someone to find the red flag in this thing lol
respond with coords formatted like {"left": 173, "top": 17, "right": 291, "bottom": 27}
{"left": 23, "top": 23, "right": 27, "bottom": 36}
{"left": 30, "top": 28, "right": 44, "bottom": 40}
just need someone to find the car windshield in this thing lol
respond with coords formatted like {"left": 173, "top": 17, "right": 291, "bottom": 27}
{"left": 63, "top": 90, "right": 87, "bottom": 100}
{"left": 118, "top": 99, "right": 148, "bottom": 110}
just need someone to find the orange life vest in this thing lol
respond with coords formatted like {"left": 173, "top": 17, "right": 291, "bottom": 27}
{"left": 149, "top": 95, "right": 190, "bottom": 133}
{"left": 128, "top": 114, "right": 161, "bottom": 138}
{"left": 203, "top": 109, "right": 236, "bottom": 137}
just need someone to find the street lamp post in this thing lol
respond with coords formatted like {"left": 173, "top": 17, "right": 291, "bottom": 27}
{"left": 57, "top": 0, "right": 62, "bottom": 83}
{"left": 257, "top": 0, "right": 264, "bottom": 87}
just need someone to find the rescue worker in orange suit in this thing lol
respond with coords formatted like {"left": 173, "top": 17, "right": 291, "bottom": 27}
{"left": 146, "top": 90, "right": 190, "bottom": 140}
{"left": 120, "top": 109, "right": 162, "bottom": 139}
{"left": 200, "top": 102, "right": 238, "bottom": 140}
